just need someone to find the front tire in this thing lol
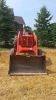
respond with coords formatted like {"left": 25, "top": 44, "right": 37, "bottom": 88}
{"left": 38, "top": 49, "right": 42, "bottom": 55}
{"left": 10, "top": 48, "right": 14, "bottom": 56}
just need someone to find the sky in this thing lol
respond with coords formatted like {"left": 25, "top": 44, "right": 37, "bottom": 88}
{"left": 6, "top": 0, "right": 56, "bottom": 29}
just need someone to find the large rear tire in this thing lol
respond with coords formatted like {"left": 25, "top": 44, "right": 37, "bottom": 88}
{"left": 10, "top": 48, "right": 14, "bottom": 56}
{"left": 38, "top": 49, "right": 42, "bottom": 55}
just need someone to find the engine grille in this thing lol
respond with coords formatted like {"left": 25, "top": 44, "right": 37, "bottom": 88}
{"left": 21, "top": 36, "right": 33, "bottom": 47}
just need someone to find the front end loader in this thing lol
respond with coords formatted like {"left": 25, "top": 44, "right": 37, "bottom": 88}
{"left": 8, "top": 31, "right": 46, "bottom": 75}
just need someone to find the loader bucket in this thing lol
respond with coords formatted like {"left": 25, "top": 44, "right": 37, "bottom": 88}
{"left": 8, "top": 55, "right": 46, "bottom": 75}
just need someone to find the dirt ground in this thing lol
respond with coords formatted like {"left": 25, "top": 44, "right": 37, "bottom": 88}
{"left": 0, "top": 49, "right": 56, "bottom": 100}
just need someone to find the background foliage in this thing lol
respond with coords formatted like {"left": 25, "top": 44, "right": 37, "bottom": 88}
{"left": 0, "top": 0, "right": 16, "bottom": 47}
{"left": 34, "top": 6, "right": 56, "bottom": 47}
{"left": 0, "top": 0, "right": 56, "bottom": 48}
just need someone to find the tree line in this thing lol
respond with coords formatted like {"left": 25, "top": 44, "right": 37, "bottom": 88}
{"left": 0, "top": 0, "right": 56, "bottom": 48}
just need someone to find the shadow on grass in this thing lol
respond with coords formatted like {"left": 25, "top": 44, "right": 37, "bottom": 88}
{"left": 46, "top": 57, "right": 52, "bottom": 67}
{"left": 45, "top": 55, "right": 56, "bottom": 75}
{"left": 47, "top": 69, "right": 56, "bottom": 75}
{"left": 42, "top": 50, "right": 52, "bottom": 67}
{"left": 42, "top": 50, "right": 55, "bottom": 75}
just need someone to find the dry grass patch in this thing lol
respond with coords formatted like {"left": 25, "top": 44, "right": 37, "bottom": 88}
{"left": 0, "top": 49, "right": 56, "bottom": 100}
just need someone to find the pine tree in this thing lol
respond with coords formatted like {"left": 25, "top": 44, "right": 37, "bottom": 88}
{"left": 34, "top": 6, "right": 52, "bottom": 47}
{"left": 0, "top": 0, "right": 15, "bottom": 46}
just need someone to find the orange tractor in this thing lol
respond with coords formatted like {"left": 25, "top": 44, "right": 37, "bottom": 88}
{"left": 8, "top": 28, "right": 46, "bottom": 75}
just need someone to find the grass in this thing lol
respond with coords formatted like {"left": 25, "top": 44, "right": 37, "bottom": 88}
{"left": 0, "top": 44, "right": 13, "bottom": 51}
{"left": 0, "top": 49, "right": 56, "bottom": 100}
{"left": 39, "top": 46, "right": 56, "bottom": 49}
{"left": 0, "top": 44, "right": 56, "bottom": 51}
